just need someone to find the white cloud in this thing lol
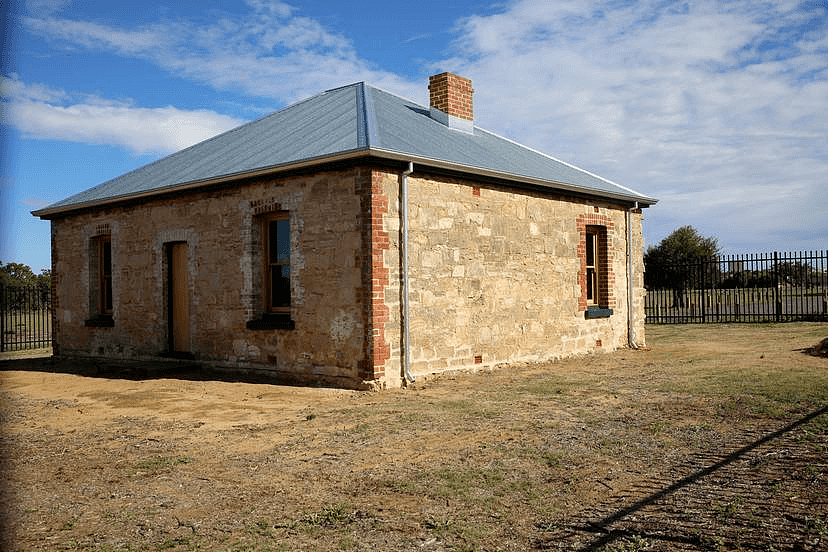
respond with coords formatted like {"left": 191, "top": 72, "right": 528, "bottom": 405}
{"left": 24, "top": 0, "right": 71, "bottom": 17}
{"left": 23, "top": 16, "right": 167, "bottom": 55}
{"left": 442, "top": 0, "right": 828, "bottom": 252}
{"left": 1, "top": 77, "right": 244, "bottom": 154}
{"left": 13, "top": 0, "right": 828, "bottom": 253}
{"left": 22, "top": 0, "right": 422, "bottom": 104}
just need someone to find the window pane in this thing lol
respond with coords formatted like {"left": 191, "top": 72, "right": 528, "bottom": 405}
{"left": 270, "top": 266, "right": 291, "bottom": 308}
{"left": 100, "top": 238, "right": 112, "bottom": 313}
{"left": 269, "top": 221, "right": 278, "bottom": 262}
{"left": 586, "top": 267, "right": 595, "bottom": 301}
{"left": 104, "top": 276, "right": 113, "bottom": 312}
{"left": 276, "top": 219, "right": 290, "bottom": 261}
{"left": 102, "top": 240, "right": 112, "bottom": 276}
{"left": 586, "top": 234, "right": 595, "bottom": 266}
{"left": 268, "top": 218, "right": 290, "bottom": 262}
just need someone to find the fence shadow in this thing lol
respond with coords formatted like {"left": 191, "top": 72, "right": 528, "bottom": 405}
{"left": 794, "top": 337, "right": 828, "bottom": 358}
{"left": 0, "top": 355, "right": 333, "bottom": 388}
{"left": 541, "top": 405, "right": 828, "bottom": 551}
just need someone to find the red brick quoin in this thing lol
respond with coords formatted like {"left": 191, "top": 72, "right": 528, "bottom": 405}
{"left": 576, "top": 213, "right": 616, "bottom": 312}
{"left": 369, "top": 170, "right": 391, "bottom": 379}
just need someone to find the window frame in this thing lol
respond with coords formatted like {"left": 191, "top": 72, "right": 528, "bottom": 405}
{"left": 86, "top": 233, "right": 114, "bottom": 327}
{"left": 585, "top": 229, "right": 598, "bottom": 306}
{"left": 263, "top": 211, "right": 291, "bottom": 315}
{"left": 98, "top": 236, "right": 113, "bottom": 315}
{"left": 246, "top": 208, "right": 295, "bottom": 331}
{"left": 582, "top": 223, "right": 613, "bottom": 318}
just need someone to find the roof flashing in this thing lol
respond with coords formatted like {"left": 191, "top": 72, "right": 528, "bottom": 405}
{"left": 429, "top": 108, "right": 475, "bottom": 134}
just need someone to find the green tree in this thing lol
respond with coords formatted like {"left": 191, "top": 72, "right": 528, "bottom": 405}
{"left": 35, "top": 268, "right": 52, "bottom": 289}
{"left": 644, "top": 226, "right": 720, "bottom": 307}
{"left": 776, "top": 260, "right": 816, "bottom": 287}
{"left": 1, "top": 262, "right": 51, "bottom": 312}
{"left": 0, "top": 262, "right": 37, "bottom": 286}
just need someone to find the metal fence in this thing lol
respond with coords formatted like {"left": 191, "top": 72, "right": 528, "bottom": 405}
{"left": 1, "top": 284, "right": 52, "bottom": 352}
{"left": 645, "top": 250, "right": 828, "bottom": 324}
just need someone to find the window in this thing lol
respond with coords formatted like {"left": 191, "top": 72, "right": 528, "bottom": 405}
{"left": 265, "top": 212, "right": 291, "bottom": 312}
{"left": 581, "top": 223, "right": 614, "bottom": 318}
{"left": 86, "top": 234, "right": 114, "bottom": 326}
{"left": 98, "top": 237, "right": 113, "bottom": 314}
{"left": 248, "top": 211, "right": 294, "bottom": 330}
{"left": 585, "top": 229, "right": 598, "bottom": 305}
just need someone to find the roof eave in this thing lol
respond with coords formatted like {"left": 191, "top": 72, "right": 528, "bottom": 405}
{"left": 31, "top": 149, "right": 374, "bottom": 219}
{"left": 368, "top": 149, "right": 658, "bottom": 207}
{"left": 33, "top": 147, "right": 656, "bottom": 219}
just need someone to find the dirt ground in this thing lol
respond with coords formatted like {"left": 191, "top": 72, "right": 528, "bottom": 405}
{"left": 1, "top": 323, "right": 827, "bottom": 552}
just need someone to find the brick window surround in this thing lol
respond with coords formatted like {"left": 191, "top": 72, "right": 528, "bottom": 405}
{"left": 577, "top": 214, "right": 615, "bottom": 312}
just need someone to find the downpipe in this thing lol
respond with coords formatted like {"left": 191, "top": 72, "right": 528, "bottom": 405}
{"left": 401, "top": 162, "right": 415, "bottom": 384}
{"left": 626, "top": 201, "right": 640, "bottom": 349}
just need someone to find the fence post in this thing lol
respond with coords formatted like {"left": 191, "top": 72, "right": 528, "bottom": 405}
{"left": 773, "top": 251, "right": 781, "bottom": 322}
{"left": 0, "top": 283, "right": 5, "bottom": 353}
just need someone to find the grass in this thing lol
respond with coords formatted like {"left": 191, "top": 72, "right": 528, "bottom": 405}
{"left": 6, "top": 323, "right": 828, "bottom": 552}
{"left": 126, "top": 455, "right": 192, "bottom": 477}
{"left": 301, "top": 503, "right": 355, "bottom": 528}
{"left": 648, "top": 324, "right": 828, "bottom": 417}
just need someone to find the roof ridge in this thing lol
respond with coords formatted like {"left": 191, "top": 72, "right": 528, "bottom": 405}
{"left": 34, "top": 80, "right": 656, "bottom": 218}
{"left": 362, "top": 84, "right": 381, "bottom": 149}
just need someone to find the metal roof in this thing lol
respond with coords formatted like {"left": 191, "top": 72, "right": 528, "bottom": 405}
{"left": 34, "top": 82, "right": 656, "bottom": 218}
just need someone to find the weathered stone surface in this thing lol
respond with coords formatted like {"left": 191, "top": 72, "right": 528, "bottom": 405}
{"left": 374, "top": 170, "right": 646, "bottom": 387}
{"left": 51, "top": 168, "right": 372, "bottom": 387}
{"left": 49, "top": 164, "right": 646, "bottom": 389}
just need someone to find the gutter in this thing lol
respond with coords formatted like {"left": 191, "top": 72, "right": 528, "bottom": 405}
{"left": 400, "top": 162, "right": 415, "bottom": 384}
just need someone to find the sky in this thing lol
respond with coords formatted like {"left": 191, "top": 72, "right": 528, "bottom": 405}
{"left": 1, "top": 0, "right": 826, "bottom": 272}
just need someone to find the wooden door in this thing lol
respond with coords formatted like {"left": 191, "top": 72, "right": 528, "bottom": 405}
{"left": 168, "top": 242, "right": 189, "bottom": 353}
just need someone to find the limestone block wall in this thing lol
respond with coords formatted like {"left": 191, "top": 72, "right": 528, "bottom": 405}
{"left": 49, "top": 163, "right": 645, "bottom": 389}
{"left": 50, "top": 167, "right": 373, "bottom": 387}
{"left": 373, "top": 170, "right": 646, "bottom": 386}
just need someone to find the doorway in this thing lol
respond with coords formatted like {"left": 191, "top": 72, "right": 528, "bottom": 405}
{"left": 166, "top": 242, "right": 189, "bottom": 353}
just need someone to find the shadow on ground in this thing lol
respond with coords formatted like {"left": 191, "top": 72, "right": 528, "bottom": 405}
{"left": 535, "top": 405, "right": 828, "bottom": 551}
{"left": 0, "top": 354, "right": 325, "bottom": 387}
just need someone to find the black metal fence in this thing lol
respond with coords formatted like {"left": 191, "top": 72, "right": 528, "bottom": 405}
{"left": 645, "top": 250, "right": 828, "bottom": 324}
{"left": 1, "top": 284, "right": 52, "bottom": 352}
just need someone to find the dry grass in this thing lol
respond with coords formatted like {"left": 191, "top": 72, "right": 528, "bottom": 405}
{"left": 1, "top": 323, "right": 826, "bottom": 551}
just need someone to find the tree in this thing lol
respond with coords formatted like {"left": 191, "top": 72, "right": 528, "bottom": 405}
{"left": 1, "top": 262, "right": 51, "bottom": 312}
{"left": 0, "top": 262, "right": 37, "bottom": 286}
{"left": 775, "top": 260, "right": 815, "bottom": 287}
{"left": 644, "top": 226, "right": 720, "bottom": 307}
{"left": 1, "top": 262, "right": 51, "bottom": 289}
{"left": 35, "top": 268, "right": 52, "bottom": 289}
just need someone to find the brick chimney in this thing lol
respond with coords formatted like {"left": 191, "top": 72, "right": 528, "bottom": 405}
{"left": 428, "top": 72, "right": 474, "bottom": 133}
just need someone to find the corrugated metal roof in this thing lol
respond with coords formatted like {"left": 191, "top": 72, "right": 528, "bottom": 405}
{"left": 34, "top": 82, "right": 655, "bottom": 217}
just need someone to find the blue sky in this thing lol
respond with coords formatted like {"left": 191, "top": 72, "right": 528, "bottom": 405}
{"left": 2, "top": 0, "right": 827, "bottom": 272}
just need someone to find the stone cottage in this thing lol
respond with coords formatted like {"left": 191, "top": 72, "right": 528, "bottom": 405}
{"left": 33, "top": 73, "right": 657, "bottom": 389}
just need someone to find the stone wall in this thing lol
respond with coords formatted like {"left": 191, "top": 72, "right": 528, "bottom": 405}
{"left": 373, "top": 170, "right": 646, "bottom": 387}
{"left": 50, "top": 167, "right": 374, "bottom": 387}
{"left": 49, "top": 163, "right": 646, "bottom": 389}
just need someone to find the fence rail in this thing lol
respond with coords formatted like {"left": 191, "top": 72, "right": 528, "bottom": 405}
{"left": 645, "top": 250, "right": 828, "bottom": 324}
{"left": 1, "top": 283, "right": 52, "bottom": 352}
